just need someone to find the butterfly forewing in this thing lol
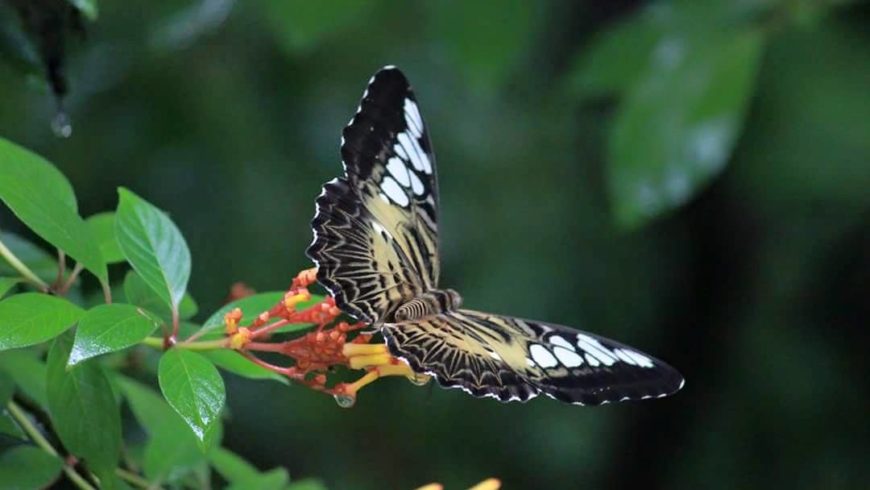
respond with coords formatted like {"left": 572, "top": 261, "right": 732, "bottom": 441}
{"left": 383, "top": 310, "right": 684, "bottom": 405}
{"left": 307, "top": 67, "right": 440, "bottom": 323}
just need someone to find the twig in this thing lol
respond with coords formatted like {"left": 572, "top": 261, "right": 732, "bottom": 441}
{"left": 141, "top": 336, "right": 228, "bottom": 351}
{"left": 0, "top": 234, "right": 50, "bottom": 291}
{"left": 55, "top": 250, "right": 66, "bottom": 288}
{"left": 59, "top": 263, "right": 83, "bottom": 294}
{"left": 6, "top": 401, "right": 97, "bottom": 490}
{"left": 115, "top": 468, "right": 151, "bottom": 489}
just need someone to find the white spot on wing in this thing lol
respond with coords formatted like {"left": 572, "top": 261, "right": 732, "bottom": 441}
{"left": 624, "top": 349, "right": 655, "bottom": 368}
{"left": 488, "top": 351, "right": 502, "bottom": 361}
{"left": 397, "top": 133, "right": 424, "bottom": 172}
{"left": 585, "top": 353, "right": 601, "bottom": 366}
{"left": 529, "top": 344, "right": 558, "bottom": 368}
{"left": 613, "top": 349, "right": 638, "bottom": 365}
{"left": 404, "top": 98, "right": 423, "bottom": 136}
{"left": 380, "top": 176, "right": 409, "bottom": 207}
{"left": 409, "top": 171, "right": 425, "bottom": 196}
{"left": 549, "top": 335, "right": 575, "bottom": 351}
{"left": 386, "top": 157, "right": 411, "bottom": 187}
{"left": 576, "top": 333, "right": 617, "bottom": 366}
{"left": 394, "top": 143, "right": 409, "bottom": 161}
{"left": 553, "top": 346, "right": 584, "bottom": 367}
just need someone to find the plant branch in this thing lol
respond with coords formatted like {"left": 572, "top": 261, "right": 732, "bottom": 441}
{"left": 59, "top": 263, "right": 83, "bottom": 294}
{"left": 55, "top": 250, "right": 66, "bottom": 288}
{"left": 101, "top": 280, "right": 113, "bottom": 304}
{"left": 141, "top": 336, "right": 228, "bottom": 351}
{"left": 170, "top": 307, "right": 180, "bottom": 343}
{"left": 115, "top": 468, "right": 150, "bottom": 489}
{"left": 7, "top": 401, "right": 97, "bottom": 490}
{"left": 0, "top": 234, "right": 50, "bottom": 291}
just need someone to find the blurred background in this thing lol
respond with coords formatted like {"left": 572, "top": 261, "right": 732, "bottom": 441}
{"left": 0, "top": 0, "right": 867, "bottom": 488}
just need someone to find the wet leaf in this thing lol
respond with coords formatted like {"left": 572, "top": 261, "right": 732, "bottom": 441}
{"left": 69, "top": 303, "right": 159, "bottom": 366}
{"left": 0, "top": 293, "right": 83, "bottom": 351}
{"left": 47, "top": 333, "right": 121, "bottom": 483}
{"left": 158, "top": 348, "right": 225, "bottom": 448}
{"left": 119, "top": 377, "right": 205, "bottom": 483}
{"left": 123, "top": 270, "right": 198, "bottom": 322}
{"left": 116, "top": 188, "right": 191, "bottom": 313}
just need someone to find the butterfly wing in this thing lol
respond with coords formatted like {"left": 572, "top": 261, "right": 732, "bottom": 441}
{"left": 382, "top": 309, "right": 684, "bottom": 405}
{"left": 307, "top": 67, "right": 440, "bottom": 323}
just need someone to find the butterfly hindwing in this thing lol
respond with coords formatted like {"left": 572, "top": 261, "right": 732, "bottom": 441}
{"left": 382, "top": 309, "right": 685, "bottom": 405}
{"left": 308, "top": 67, "right": 440, "bottom": 323}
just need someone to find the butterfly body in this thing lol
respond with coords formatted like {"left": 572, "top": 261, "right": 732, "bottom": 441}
{"left": 307, "top": 66, "right": 684, "bottom": 405}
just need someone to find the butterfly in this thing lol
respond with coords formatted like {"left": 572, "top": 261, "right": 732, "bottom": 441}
{"left": 307, "top": 66, "right": 684, "bottom": 405}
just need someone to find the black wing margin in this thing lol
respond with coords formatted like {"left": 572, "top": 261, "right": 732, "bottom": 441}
{"left": 307, "top": 66, "right": 441, "bottom": 324}
{"left": 383, "top": 310, "right": 685, "bottom": 406}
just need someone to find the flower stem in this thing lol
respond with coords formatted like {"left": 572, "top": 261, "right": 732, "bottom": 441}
{"left": 115, "top": 468, "right": 151, "bottom": 489}
{"left": 0, "top": 234, "right": 49, "bottom": 291}
{"left": 141, "top": 336, "right": 228, "bottom": 351}
{"left": 6, "top": 401, "right": 97, "bottom": 490}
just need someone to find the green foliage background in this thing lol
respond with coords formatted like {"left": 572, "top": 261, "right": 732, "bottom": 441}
{"left": 0, "top": 0, "right": 868, "bottom": 488}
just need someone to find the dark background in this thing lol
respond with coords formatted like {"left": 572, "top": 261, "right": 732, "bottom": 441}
{"left": 1, "top": 1, "right": 867, "bottom": 489}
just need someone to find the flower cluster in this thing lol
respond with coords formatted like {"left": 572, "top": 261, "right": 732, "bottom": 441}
{"left": 216, "top": 268, "right": 428, "bottom": 407}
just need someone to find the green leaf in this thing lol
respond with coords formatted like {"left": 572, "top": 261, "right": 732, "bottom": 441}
{"left": 0, "top": 371, "right": 24, "bottom": 439}
{"left": 209, "top": 447, "right": 259, "bottom": 482}
{"left": 67, "top": 0, "right": 98, "bottom": 21}
{"left": 0, "top": 138, "right": 77, "bottom": 211}
{"left": 158, "top": 349, "right": 225, "bottom": 447}
{"left": 608, "top": 30, "right": 764, "bottom": 228}
{"left": 115, "top": 188, "right": 191, "bottom": 313}
{"left": 123, "top": 270, "right": 198, "bottom": 322}
{"left": 0, "top": 370, "right": 13, "bottom": 405}
{"left": 0, "top": 277, "right": 18, "bottom": 298}
{"left": 0, "top": 293, "right": 84, "bottom": 351}
{"left": 226, "top": 469, "right": 290, "bottom": 490}
{"left": 46, "top": 333, "right": 121, "bottom": 480}
{"left": 69, "top": 304, "right": 159, "bottom": 366}
{"left": 0, "top": 138, "right": 107, "bottom": 285}
{"left": 261, "top": 0, "right": 374, "bottom": 54}
{"left": 85, "top": 212, "right": 125, "bottom": 264}
{"left": 0, "top": 411, "right": 25, "bottom": 439}
{"left": 204, "top": 350, "right": 288, "bottom": 385}
{"left": 118, "top": 377, "right": 204, "bottom": 483}
{"left": 0, "top": 446, "right": 63, "bottom": 489}
{"left": 567, "top": 13, "right": 663, "bottom": 99}
{"left": 0, "top": 350, "right": 48, "bottom": 407}
{"left": 286, "top": 479, "right": 329, "bottom": 490}
{"left": 428, "top": 0, "right": 536, "bottom": 91}
{"left": 199, "top": 292, "right": 322, "bottom": 338}
{"left": 0, "top": 233, "right": 57, "bottom": 283}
